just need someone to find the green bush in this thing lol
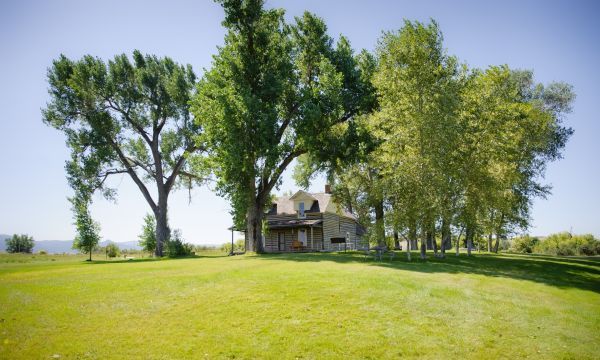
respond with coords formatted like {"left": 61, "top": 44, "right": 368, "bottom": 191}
{"left": 512, "top": 232, "right": 599, "bottom": 256}
{"left": 511, "top": 235, "right": 539, "bottom": 253}
{"left": 105, "top": 242, "right": 120, "bottom": 258}
{"left": 222, "top": 239, "right": 245, "bottom": 253}
{"left": 166, "top": 229, "right": 194, "bottom": 257}
{"left": 5, "top": 234, "right": 35, "bottom": 253}
{"left": 38, "top": 250, "right": 48, "bottom": 255}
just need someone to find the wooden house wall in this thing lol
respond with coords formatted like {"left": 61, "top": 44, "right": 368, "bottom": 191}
{"left": 322, "top": 213, "right": 359, "bottom": 250}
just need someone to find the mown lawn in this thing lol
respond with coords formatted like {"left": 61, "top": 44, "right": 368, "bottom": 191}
{"left": 0, "top": 251, "right": 598, "bottom": 359}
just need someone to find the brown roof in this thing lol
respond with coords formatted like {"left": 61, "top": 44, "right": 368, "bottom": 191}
{"left": 270, "top": 192, "right": 356, "bottom": 220}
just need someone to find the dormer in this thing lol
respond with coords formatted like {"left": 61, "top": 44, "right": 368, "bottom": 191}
{"left": 289, "top": 190, "right": 316, "bottom": 218}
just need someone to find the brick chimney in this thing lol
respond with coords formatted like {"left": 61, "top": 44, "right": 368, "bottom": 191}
{"left": 325, "top": 184, "right": 331, "bottom": 194}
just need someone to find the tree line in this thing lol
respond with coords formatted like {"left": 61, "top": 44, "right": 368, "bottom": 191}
{"left": 42, "top": 0, "right": 577, "bottom": 257}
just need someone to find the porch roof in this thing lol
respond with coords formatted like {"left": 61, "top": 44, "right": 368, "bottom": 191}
{"left": 267, "top": 219, "right": 323, "bottom": 229}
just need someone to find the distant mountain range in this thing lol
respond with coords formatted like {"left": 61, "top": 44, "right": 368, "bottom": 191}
{"left": 0, "top": 234, "right": 141, "bottom": 253}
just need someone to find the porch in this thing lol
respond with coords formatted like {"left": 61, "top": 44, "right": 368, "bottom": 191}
{"left": 264, "top": 219, "right": 324, "bottom": 253}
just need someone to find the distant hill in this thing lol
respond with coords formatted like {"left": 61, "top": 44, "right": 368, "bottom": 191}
{"left": 0, "top": 234, "right": 141, "bottom": 253}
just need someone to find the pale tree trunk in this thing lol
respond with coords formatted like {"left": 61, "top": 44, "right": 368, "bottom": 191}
{"left": 440, "top": 218, "right": 450, "bottom": 258}
{"left": 406, "top": 235, "right": 411, "bottom": 261}
{"left": 466, "top": 226, "right": 474, "bottom": 256}
{"left": 493, "top": 234, "right": 500, "bottom": 253}
{"left": 493, "top": 214, "right": 504, "bottom": 253}
{"left": 455, "top": 230, "right": 461, "bottom": 256}
{"left": 430, "top": 223, "right": 438, "bottom": 256}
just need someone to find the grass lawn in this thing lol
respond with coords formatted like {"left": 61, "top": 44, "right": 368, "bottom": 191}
{"left": 0, "top": 251, "right": 598, "bottom": 359}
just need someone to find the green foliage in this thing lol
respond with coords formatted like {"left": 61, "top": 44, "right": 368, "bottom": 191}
{"left": 42, "top": 50, "right": 205, "bottom": 257}
{"left": 105, "top": 242, "right": 120, "bottom": 258}
{"left": 70, "top": 193, "right": 101, "bottom": 260}
{"left": 316, "top": 20, "right": 575, "bottom": 257}
{"left": 138, "top": 214, "right": 157, "bottom": 254}
{"left": 192, "top": 0, "right": 376, "bottom": 251}
{"left": 511, "top": 235, "right": 540, "bottom": 253}
{"left": 165, "top": 229, "right": 194, "bottom": 257}
{"left": 521, "top": 232, "right": 600, "bottom": 256}
{"left": 5, "top": 234, "right": 35, "bottom": 253}
{"left": 221, "top": 239, "right": 245, "bottom": 253}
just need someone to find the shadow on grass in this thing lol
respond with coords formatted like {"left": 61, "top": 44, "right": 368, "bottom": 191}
{"left": 250, "top": 251, "right": 600, "bottom": 293}
{"left": 84, "top": 254, "right": 228, "bottom": 265}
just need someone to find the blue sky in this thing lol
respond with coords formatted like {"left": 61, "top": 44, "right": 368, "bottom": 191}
{"left": 0, "top": 0, "right": 598, "bottom": 244}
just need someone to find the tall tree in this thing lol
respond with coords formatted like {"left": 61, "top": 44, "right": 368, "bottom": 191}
{"left": 374, "top": 20, "right": 461, "bottom": 259}
{"left": 43, "top": 51, "right": 204, "bottom": 257}
{"left": 70, "top": 191, "right": 101, "bottom": 261}
{"left": 5, "top": 234, "right": 35, "bottom": 254}
{"left": 192, "top": 0, "right": 375, "bottom": 252}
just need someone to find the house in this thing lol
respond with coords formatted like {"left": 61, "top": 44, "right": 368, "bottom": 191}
{"left": 261, "top": 186, "right": 365, "bottom": 252}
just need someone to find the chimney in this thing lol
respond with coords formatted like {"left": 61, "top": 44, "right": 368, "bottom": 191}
{"left": 325, "top": 184, "right": 331, "bottom": 194}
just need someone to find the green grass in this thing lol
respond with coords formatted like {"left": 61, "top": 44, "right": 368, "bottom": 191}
{"left": 0, "top": 251, "right": 598, "bottom": 359}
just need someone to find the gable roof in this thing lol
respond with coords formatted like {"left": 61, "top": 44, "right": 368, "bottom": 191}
{"left": 269, "top": 191, "right": 356, "bottom": 220}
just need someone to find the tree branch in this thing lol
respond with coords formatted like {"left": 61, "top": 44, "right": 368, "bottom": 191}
{"left": 105, "top": 99, "right": 153, "bottom": 146}
{"left": 264, "top": 148, "right": 306, "bottom": 195}
{"left": 107, "top": 139, "right": 157, "bottom": 211}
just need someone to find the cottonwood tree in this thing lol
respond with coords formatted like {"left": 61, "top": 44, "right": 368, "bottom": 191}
{"left": 374, "top": 20, "right": 462, "bottom": 259}
{"left": 5, "top": 234, "right": 35, "bottom": 254}
{"left": 43, "top": 51, "right": 205, "bottom": 256}
{"left": 457, "top": 66, "right": 574, "bottom": 254}
{"left": 70, "top": 191, "right": 101, "bottom": 261}
{"left": 192, "top": 0, "right": 375, "bottom": 252}
{"left": 138, "top": 213, "right": 157, "bottom": 255}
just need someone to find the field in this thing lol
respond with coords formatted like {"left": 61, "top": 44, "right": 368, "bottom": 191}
{"left": 0, "top": 251, "right": 598, "bottom": 359}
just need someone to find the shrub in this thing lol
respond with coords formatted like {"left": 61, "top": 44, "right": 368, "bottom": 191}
{"left": 511, "top": 235, "right": 539, "bottom": 253}
{"left": 513, "top": 232, "right": 600, "bottom": 256}
{"left": 105, "top": 242, "right": 120, "bottom": 258}
{"left": 38, "top": 250, "right": 48, "bottom": 255}
{"left": 222, "top": 239, "right": 245, "bottom": 253}
{"left": 5, "top": 234, "right": 35, "bottom": 253}
{"left": 165, "top": 229, "right": 193, "bottom": 257}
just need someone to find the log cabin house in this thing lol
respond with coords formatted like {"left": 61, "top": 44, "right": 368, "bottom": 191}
{"left": 261, "top": 186, "right": 365, "bottom": 252}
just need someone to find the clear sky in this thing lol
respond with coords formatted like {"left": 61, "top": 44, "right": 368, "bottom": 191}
{"left": 0, "top": 0, "right": 598, "bottom": 244}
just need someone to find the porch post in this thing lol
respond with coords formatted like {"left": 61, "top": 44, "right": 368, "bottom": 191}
{"left": 311, "top": 226, "right": 314, "bottom": 250}
{"left": 231, "top": 227, "right": 234, "bottom": 255}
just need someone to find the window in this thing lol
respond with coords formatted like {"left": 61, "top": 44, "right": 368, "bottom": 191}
{"left": 299, "top": 202, "right": 305, "bottom": 218}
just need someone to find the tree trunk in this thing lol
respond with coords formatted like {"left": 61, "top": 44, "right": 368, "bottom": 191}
{"left": 493, "top": 231, "right": 501, "bottom": 253}
{"left": 420, "top": 230, "right": 427, "bottom": 259}
{"left": 493, "top": 215, "right": 504, "bottom": 253}
{"left": 246, "top": 202, "right": 265, "bottom": 253}
{"left": 455, "top": 227, "right": 464, "bottom": 256}
{"left": 393, "top": 231, "right": 400, "bottom": 250}
{"left": 487, "top": 233, "right": 492, "bottom": 252}
{"left": 426, "top": 230, "right": 433, "bottom": 250}
{"left": 440, "top": 218, "right": 450, "bottom": 258}
{"left": 154, "top": 198, "right": 170, "bottom": 257}
{"left": 409, "top": 223, "right": 418, "bottom": 251}
{"left": 466, "top": 226, "right": 474, "bottom": 256}
{"left": 374, "top": 201, "right": 385, "bottom": 247}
